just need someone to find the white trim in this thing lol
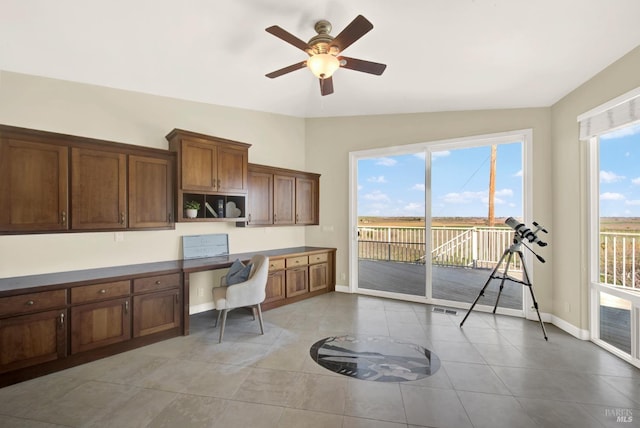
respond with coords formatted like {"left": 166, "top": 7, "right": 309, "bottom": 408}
{"left": 551, "top": 315, "right": 591, "bottom": 340}
{"left": 577, "top": 86, "right": 640, "bottom": 122}
{"left": 335, "top": 284, "right": 350, "bottom": 293}
{"left": 189, "top": 302, "right": 214, "bottom": 315}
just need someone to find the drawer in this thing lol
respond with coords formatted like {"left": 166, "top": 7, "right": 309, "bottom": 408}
{"left": 133, "top": 273, "right": 181, "bottom": 293}
{"left": 268, "top": 259, "right": 285, "bottom": 271}
{"left": 0, "top": 289, "right": 67, "bottom": 317}
{"left": 71, "top": 280, "right": 131, "bottom": 304}
{"left": 286, "top": 256, "right": 309, "bottom": 268}
{"left": 309, "top": 253, "right": 328, "bottom": 264}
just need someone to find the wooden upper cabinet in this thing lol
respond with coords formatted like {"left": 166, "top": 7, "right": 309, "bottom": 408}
{"left": 166, "top": 129, "right": 250, "bottom": 195}
{"left": 247, "top": 168, "right": 273, "bottom": 225}
{"left": 273, "top": 174, "right": 295, "bottom": 225}
{"left": 217, "top": 145, "right": 248, "bottom": 193}
{"left": 0, "top": 139, "right": 69, "bottom": 232}
{"left": 181, "top": 139, "right": 217, "bottom": 191}
{"left": 129, "top": 155, "right": 174, "bottom": 228}
{"left": 295, "top": 176, "right": 318, "bottom": 225}
{"left": 71, "top": 147, "right": 127, "bottom": 230}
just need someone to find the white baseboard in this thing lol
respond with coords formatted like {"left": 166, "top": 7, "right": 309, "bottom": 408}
{"left": 551, "top": 315, "right": 591, "bottom": 340}
{"left": 189, "top": 302, "right": 214, "bottom": 315}
{"left": 335, "top": 284, "right": 351, "bottom": 293}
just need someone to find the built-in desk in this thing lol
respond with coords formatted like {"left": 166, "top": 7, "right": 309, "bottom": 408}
{"left": 0, "top": 246, "right": 335, "bottom": 386}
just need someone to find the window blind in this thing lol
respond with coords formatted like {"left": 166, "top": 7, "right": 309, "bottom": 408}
{"left": 578, "top": 86, "right": 640, "bottom": 141}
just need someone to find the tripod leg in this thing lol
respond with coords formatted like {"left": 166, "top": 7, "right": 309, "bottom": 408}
{"left": 519, "top": 251, "right": 548, "bottom": 341}
{"left": 492, "top": 252, "right": 513, "bottom": 314}
{"left": 460, "top": 250, "right": 509, "bottom": 327}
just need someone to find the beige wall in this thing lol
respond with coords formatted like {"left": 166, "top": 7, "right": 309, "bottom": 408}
{"left": 550, "top": 45, "right": 640, "bottom": 330}
{"left": 305, "top": 109, "right": 554, "bottom": 310}
{"left": 2, "top": 43, "right": 639, "bottom": 331}
{"left": 0, "top": 71, "right": 307, "bottom": 311}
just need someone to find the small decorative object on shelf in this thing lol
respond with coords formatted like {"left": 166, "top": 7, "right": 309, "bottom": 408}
{"left": 184, "top": 200, "right": 200, "bottom": 219}
{"left": 217, "top": 200, "right": 224, "bottom": 218}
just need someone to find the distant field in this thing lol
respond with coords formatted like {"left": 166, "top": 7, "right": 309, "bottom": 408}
{"left": 358, "top": 216, "right": 640, "bottom": 232}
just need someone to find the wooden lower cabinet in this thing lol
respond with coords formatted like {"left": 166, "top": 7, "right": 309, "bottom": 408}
{"left": 309, "top": 263, "right": 329, "bottom": 292}
{"left": 133, "top": 288, "right": 181, "bottom": 337}
{"left": 286, "top": 267, "right": 309, "bottom": 297}
{"left": 265, "top": 270, "right": 285, "bottom": 304}
{"left": 71, "top": 298, "right": 131, "bottom": 354}
{"left": 0, "top": 309, "right": 67, "bottom": 374}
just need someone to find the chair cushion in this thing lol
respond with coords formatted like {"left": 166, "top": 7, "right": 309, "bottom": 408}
{"left": 225, "top": 259, "right": 253, "bottom": 285}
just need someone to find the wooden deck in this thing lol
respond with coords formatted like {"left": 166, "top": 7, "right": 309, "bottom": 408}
{"left": 358, "top": 260, "right": 523, "bottom": 310}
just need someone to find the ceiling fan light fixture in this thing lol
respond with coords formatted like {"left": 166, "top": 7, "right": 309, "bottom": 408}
{"left": 307, "top": 54, "right": 340, "bottom": 79}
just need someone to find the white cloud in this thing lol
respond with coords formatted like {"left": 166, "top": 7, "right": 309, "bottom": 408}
{"left": 357, "top": 184, "right": 363, "bottom": 191}
{"left": 632, "top": 177, "right": 640, "bottom": 185}
{"left": 412, "top": 183, "right": 425, "bottom": 191}
{"left": 375, "top": 157, "right": 397, "bottom": 166}
{"left": 601, "top": 123, "right": 640, "bottom": 140}
{"left": 368, "top": 175, "right": 387, "bottom": 183}
{"left": 625, "top": 200, "right": 640, "bottom": 206}
{"left": 600, "top": 192, "right": 625, "bottom": 201}
{"left": 403, "top": 202, "right": 424, "bottom": 214}
{"left": 442, "top": 188, "right": 513, "bottom": 204}
{"left": 495, "top": 189, "right": 514, "bottom": 197}
{"left": 413, "top": 152, "right": 425, "bottom": 160}
{"left": 600, "top": 170, "right": 625, "bottom": 183}
{"left": 432, "top": 151, "right": 451, "bottom": 159}
{"left": 363, "top": 190, "right": 390, "bottom": 202}
{"left": 514, "top": 169, "right": 523, "bottom": 177}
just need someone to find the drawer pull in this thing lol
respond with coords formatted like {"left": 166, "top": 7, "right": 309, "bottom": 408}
{"left": 59, "top": 313, "right": 65, "bottom": 327}
{"left": 155, "top": 281, "right": 161, "bottom": 285}
{"left": 99, "top": 289, "right": 107, "bottom": 294}
{"left": 26, "top": 300, "right": 35, "bottom": 306}
{"left": 124, "top": 300, "right": 129, "bottom": 314}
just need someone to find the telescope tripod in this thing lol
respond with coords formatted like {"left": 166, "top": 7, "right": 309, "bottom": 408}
{"left": 459, "top": 242, "right": 548, "bottom": 340}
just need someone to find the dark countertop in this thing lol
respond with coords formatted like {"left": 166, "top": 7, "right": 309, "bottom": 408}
{"left": 0, "top": 246, "right": 336, "bottom": 294}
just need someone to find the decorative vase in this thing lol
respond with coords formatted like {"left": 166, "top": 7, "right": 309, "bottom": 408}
{"left": 185, "top": 208, "right": 198, "bottom": 219}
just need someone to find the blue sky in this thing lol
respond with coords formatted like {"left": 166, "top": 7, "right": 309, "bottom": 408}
{"left": 358, "top": 141, "right": 523, "bottom": 217}
{"left": 599, "top": 123, "right": 640, "bottom": 217}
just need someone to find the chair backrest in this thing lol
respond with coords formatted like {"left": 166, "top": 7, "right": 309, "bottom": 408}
{"left": 224, "top": 254, "right": 269, "bottom": 308}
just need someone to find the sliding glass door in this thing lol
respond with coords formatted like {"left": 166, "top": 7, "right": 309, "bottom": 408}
{"left": 351, "top": 130, "right": 530, "bottom": 313}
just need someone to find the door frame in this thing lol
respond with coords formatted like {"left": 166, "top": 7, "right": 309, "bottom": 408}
{"left": 349, "top": 129, "right": 533, "bottom": 317}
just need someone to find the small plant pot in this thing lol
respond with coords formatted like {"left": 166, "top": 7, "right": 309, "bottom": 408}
{"left": 185, "top": 208, "right": 198, "bottom": 219}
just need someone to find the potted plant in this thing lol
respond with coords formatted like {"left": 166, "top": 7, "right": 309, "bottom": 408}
{"left": 184, "top": 200, "right": 200, "bottom": 219}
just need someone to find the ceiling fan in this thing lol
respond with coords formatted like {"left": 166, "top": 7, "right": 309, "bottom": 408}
{"left": 265, "top": 15, "right": 387, "bottom": 96}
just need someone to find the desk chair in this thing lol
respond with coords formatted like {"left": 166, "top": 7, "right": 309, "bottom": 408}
{"left": 212, "top": 254, "right": 269, "bottom": 343}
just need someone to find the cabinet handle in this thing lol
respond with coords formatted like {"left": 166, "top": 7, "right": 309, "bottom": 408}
{"left": 26, "top": 300, "right": 35, "bottom": 306}
{"left": 99, "top": 289, "right": 107, "bottom": 294}
{"left": 296, "top": 214, "right": 299, "bottom": 223}
{"left": 120, "top": 212, "right": 125, "bottom": 225}
{"left": 217, "top": 179, "right": 221, "bottom": 189}
{"left": 59, "top": 313, "right": 65, "bottom": 327}
{"left": 248, "top": 213, "right": 251, "bottom": 223}
{"left": 168, "top": 213, "right": 172, "bottom": 222}
{"left": 61, "top": 211, "right": 66, "bottom": 225}
{"left": 274, "top": 213, "right": 277, "bottom": 223}
{"left": 124, "top": 300, "right": 129, "bottom": 314}
{"left": 175, "top": 293, "right": 179, "bottom": 304}
{"left": 155, "top": 280, "right": 161, "bottom": 285}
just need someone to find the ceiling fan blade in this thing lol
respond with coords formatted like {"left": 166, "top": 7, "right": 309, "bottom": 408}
{"left": 339, "top": 56, "right": 387, "bottom": 75}
{"left": 266, "top": 61, "right": 307, "bottom": 79}
{"left": 331, "top": 15, "right": 373, "bottom": 52}
{"left": 320, "top": 77, "right": 334, "bottom": 96}
{"left": 265, "top": 25, "right": 309, "bottom": 51}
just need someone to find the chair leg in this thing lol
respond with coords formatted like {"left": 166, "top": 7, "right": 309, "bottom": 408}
{"left": 214, "top": 309, "right": 222, "bottom": 328}
{"left": 256, "top": 304, "right": 264, "bottom": 335}
{"left": 218, "top": 309, "right": 228, "bottom": 343}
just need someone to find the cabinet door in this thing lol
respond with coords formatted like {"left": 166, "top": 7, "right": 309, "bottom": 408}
{"left": 71, "top": 148, "right": 127, "bottom": 230}
{"left": 0, "top": 139, "right": 69, "bottom": 232}
{"left": 0, "top": 309, "right": 67, "bottom": 374}
{"left": 129, "top": 155, "right": 174, "bottom": 228}
{"left": 181, "top": 139, "right": 217, "bottom": 191}
{"left": 309, "top": 263, "right": 329, "bottom": 292}
{"left": 247, "top": 170, "right": 273, "bottom": 225}
{"left": 265, "top": 270, "right": 285, "bottom": 304}
{"left": 286, "top": 267, "right": 309, "bottom": 297}
{"left": 133, "top": 289, "right": 181, "bottom": 337}
{"left": 295, "top": 177, "right": 318, "bottom": 225}
{"left": 70, "top": 298, "right": 131, "bottom": 354}
{"left": 273, "top": 175, "right": 295, "bottom": 225}
{"left": 217, "top": 146, "right": 247, "bottom": 193}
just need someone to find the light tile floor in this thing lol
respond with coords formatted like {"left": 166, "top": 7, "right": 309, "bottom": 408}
{"left": 1, "top": 292, "right": 639, "bottom": 427}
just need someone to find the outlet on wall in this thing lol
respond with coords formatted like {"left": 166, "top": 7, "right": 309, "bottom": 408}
{"left": 341, "top": 272, "right": 346, "bottom": 281}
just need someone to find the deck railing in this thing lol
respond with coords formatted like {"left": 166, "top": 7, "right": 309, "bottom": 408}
{"left": 359, "top": 226, "right": 640, "bottom": 289}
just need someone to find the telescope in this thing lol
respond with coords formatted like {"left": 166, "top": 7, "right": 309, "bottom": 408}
{"left": 505, "top": 217, "right": 547, "bottom": 247}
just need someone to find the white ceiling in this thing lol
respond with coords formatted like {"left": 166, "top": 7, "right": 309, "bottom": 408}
{"left": 2, "top": 0, "right": 640, "bottom": 118}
